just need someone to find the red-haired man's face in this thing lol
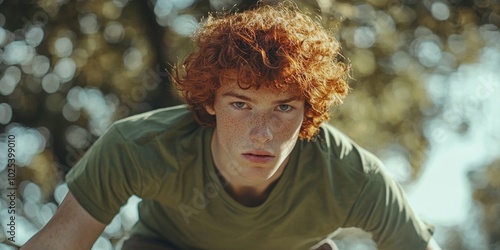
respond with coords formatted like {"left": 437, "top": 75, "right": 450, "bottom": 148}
{"left": 206, "top": 78, "right": 304, "bottom": 188}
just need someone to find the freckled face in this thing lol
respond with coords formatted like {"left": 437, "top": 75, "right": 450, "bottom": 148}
{"left": 206, "top": 79, "right": 304, "bottom": 184}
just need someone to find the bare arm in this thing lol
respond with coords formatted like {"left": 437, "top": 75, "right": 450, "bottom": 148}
{"left": 21, "top": 191, "right": 106, "bottom": 250}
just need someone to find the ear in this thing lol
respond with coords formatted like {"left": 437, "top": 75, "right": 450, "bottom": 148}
{"left": 205, "top": 105, "right": 216, "bottom": 115}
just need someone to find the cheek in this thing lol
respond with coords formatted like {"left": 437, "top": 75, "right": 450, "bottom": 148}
{"left": 279, "top": 114, "right": 303, "bottom": 133}
{"left": 215, "top": 109, "right": 244, "bottom": 137}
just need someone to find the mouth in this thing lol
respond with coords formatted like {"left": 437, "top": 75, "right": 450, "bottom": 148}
{"left": 242, "top": 150, "right": 275, "bottom": 164}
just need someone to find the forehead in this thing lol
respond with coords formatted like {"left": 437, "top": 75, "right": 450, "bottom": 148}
{"left": 218, "top": 71, "right": 302, "bottom": 98}
{"left": 217, "top": 76, "right": 303, "bottom": 101}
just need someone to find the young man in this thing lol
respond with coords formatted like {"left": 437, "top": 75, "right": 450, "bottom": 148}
{"left": 22, "top": 2, "right": 441, "bottom": 250}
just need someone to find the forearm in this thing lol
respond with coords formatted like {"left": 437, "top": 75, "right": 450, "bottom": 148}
{"left": 21, "top": 192, "right": 106, "bottom": 250}
{"left": 21, "top": 234, "right": 93, "bottom": 250}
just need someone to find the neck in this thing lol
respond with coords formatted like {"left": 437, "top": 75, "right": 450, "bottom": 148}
{"left": 211, "top": 132, "right": 290, "bottom": 207}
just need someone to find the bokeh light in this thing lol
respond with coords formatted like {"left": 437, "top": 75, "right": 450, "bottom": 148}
{"left": 103, "top": 21, "right": 124, "bottom": 43}
{"left": 430, "top": 2, "right": 450, "bottom": 21}
{"left": 25, "top": 27, "right": 44, "bottom": 47}
{"left": 3, "top": 41, "right": 30, "bottom": 65}
{"left": 353, "top": 26, "right": 376, "bottom": 48}
{"left": 54, "top": 58, "right": 76, "bottom": 82}
{"left": 170, "top": 14, "right": 198, "bottom": 36}
{"left": 3, "top": 125, "right": 46, "bottom": 166}
{"left": 54, "top": 37, "right": 73, "bottom": 57}
{"left": 79, "top": 13, "right": 99, "bottom": 35}
{"left": 0, "top": 103, "right": 13, "bottom": 125}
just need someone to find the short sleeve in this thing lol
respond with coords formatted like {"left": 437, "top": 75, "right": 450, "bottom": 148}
{"left": 342, "top": 157, "right": 434, "bottom": 250}
{"left": 65, "top": 125, "right": 145, "bottom": 224}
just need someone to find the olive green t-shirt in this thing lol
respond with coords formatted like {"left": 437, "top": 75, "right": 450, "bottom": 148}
{"left": 66, "top": 105, "right": 433, "bottom": 250}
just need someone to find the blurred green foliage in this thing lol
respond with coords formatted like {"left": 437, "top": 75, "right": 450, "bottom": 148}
{"left": 0, "top": 0, "right": 499, "bottom": 249}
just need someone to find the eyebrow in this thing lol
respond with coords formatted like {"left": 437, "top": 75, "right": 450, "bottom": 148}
{"left": 221, "top": 91, "right": 301, "bottom": 104}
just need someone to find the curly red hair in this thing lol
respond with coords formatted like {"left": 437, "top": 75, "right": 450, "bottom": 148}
{"left": 173, "top": 2, "right": 350, "bottom": 140}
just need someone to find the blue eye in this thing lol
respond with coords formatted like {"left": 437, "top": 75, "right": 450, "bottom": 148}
{"left": 277, "top": 104, "right": 292, "bottom": 111}
{"left": 232, "top": 102, "right": 248, "bottom": 109}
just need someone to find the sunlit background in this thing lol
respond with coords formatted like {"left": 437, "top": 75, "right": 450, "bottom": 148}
{"left": 0, "top": 0, "right": 499, "bottom": 249}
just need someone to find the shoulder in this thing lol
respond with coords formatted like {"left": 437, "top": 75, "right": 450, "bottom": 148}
{"left": 295, "top": 123, "right": 387, "bottom": 207}
{"left": 110, "top": 104, "right": 200, "bottom": 143}
{"left": 294, "top": 123, "right": 394, "bottom": 226}
{"left": 314, "top": 122, "right": 383, "bottom": 176}
{"left": 67, "top": 105, "right": 200, "bottom": 200}
{"left": 87, "top": 104, "right": 203, "bottom": 174}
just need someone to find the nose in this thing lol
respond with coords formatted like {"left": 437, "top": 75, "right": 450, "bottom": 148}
{"left": 249, "top": 113, "right": 273, "bottom": 144}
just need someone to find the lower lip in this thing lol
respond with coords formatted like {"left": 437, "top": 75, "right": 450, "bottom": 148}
{"left": 242, "top": 154, "right": 275, "bottom": 164}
